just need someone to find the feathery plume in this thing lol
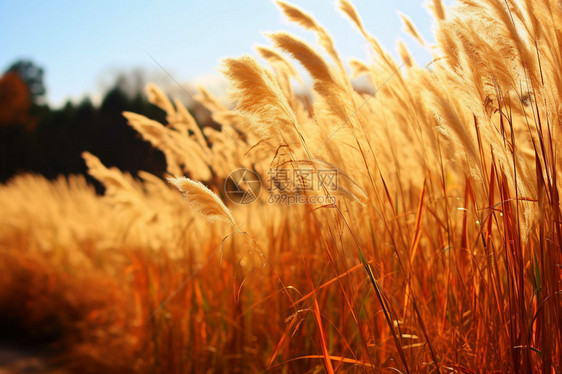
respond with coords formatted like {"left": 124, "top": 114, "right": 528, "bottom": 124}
{"left": 276, "top": 1, "right": 343, "bottom": 71}
{"left": 427, "top": 0, "right": 445, "bottom": 21}
{"left": 146, "top": 83, "right": 175, "bottom": 121}
{"left": 398, "top": 41, "right": 414, "bottom": 68}
{"left": 168, "top": 177, "right": 237, "bottom": 227}
{"left": 268, "top": 32, "right": 352, "bottom": 123}
{"left": 256, "top": 45, "right": 299, "bottom": 79}
{"left": 221, "top": 55, "right": 300, "bottom": 144}
{"left": 399, "top": 12, "right": 426, "bottom": 46}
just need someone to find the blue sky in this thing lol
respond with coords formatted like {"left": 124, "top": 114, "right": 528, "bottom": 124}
{"left": 0, "top": 0, "right": 439, "bottom": 106}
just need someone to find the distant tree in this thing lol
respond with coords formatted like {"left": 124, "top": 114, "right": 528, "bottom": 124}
{"left": 100, "top": 85, "right": 130, "bottom": 114}
{"left": 6, "top": 60, "right": 46, "bottom": 104}
{"left": 0, "top": 65, "right": 169, "bottom": 183}
{"left": 98, "top": 67, "right": 171, "bottom": 100}
{"left": 0, "top": 70, "right": 35, "bottom": 181}
{"left": 0, "top": 72, "right": 32, "bottom": 128}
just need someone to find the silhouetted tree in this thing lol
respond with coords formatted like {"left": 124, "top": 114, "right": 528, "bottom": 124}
{"left": 0, "top": 72, "right": 32, "bottom": 128}
{"left": 0, "top": 68, "right": 36, "bottom": 180}
{"left": 7, "top": 60, "right": 46, "bottom": 104}
{"left": 0, "top": 63, "right": 177, "bottom": 184}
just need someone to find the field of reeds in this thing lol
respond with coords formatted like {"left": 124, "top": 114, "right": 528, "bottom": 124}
{"left": 1, "top": 0, "right": 562, "bottom": 372}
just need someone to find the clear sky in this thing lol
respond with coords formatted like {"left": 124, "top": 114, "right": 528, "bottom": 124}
{"left": 0, "top": 0, "right": 439, "bottom": 107}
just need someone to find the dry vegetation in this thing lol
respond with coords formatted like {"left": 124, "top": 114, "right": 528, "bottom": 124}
{"left": 1, "top": 0, "right": 562, "bottom": 372}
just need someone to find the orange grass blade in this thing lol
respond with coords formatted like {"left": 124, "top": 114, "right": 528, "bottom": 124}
{"left": 313, "top": 297, "right": 335, "bottom": 374}
{"left": 403, "top": 182, "right": 425, "bottom": 314}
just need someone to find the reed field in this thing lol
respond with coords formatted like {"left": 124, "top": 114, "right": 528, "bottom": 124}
{"left": 1, "top": 0, "right": 562, "bottom": 372}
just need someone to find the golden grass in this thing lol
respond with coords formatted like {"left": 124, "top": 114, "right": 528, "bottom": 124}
{"left": 1, "top": 0, "right": 562, "bottom": 372}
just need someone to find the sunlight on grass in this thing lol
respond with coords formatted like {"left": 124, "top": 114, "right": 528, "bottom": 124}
{"left": 1, "top": 0, "right": 561, "bottom": 372}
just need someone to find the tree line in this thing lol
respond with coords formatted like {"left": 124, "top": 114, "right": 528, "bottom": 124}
{"left": 0, "top": 60, "right": 173, "bottom": 187}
